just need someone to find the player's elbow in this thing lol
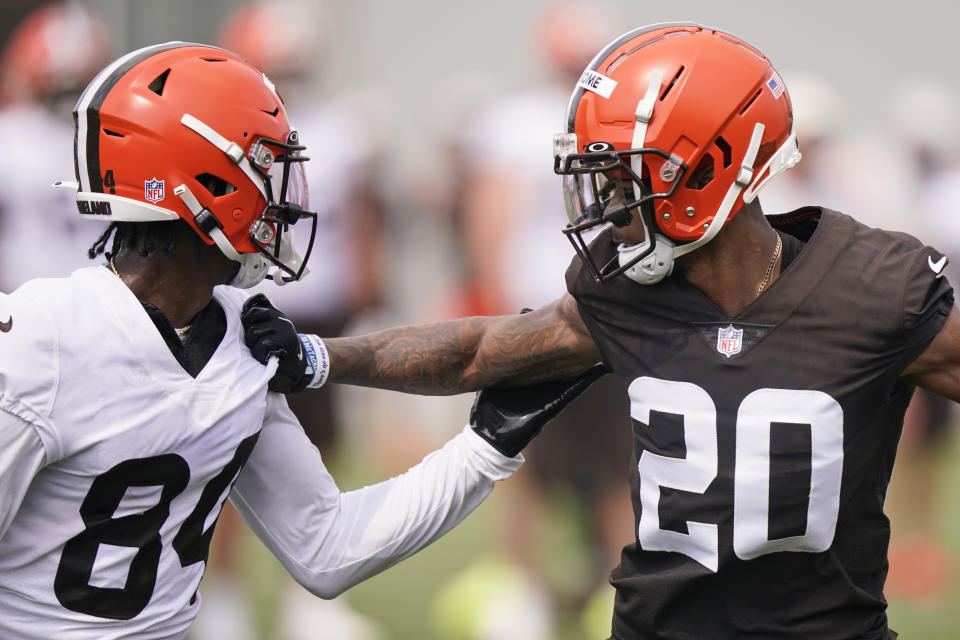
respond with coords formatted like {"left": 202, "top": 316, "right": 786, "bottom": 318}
{"left": 293, "top": 573, "right": 355, "bottom": 600}
{"left": 306, "top": 583, "right": 345, "bottom": 601}
{"left": 285, "top": 553, "right": 375, "bottom": 600}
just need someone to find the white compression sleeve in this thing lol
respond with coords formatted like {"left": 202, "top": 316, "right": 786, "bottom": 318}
{"left": 230, "top": 393, "right": 522, "bottom": 598}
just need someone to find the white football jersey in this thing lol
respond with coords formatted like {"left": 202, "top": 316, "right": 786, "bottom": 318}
{"left": 0, "top": 266, "right": 522, "bottom": 639}
{"left": 0, "top": 266, "right": 276, "bottom": 638}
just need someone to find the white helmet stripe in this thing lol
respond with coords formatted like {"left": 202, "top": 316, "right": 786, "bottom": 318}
{"left": 74, "top": 42, "right": 194, "bottom": 192}
{"left": 563, "top": 22, "right": 755, "bottom": 134}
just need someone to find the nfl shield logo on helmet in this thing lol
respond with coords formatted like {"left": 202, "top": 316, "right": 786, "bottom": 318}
{"left": 716, "top": 325, "right": 743, "bottom": 358}
{"left": 144, "top": 178, "right": 165, "bottom": 203}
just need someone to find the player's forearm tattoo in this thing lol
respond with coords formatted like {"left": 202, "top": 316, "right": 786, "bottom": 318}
{"left": 325, "top": 315, "right": 596, "bottom": 394}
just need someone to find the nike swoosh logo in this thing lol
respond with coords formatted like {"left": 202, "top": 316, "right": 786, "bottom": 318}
{"left": 928, "top": 255, "right": 948, "bottom": 277}
{"left": 278, "top": 316, "right": 305, "bottom": 360}
{"left": 0, "top": 316, "right": 11, "bottom": 333}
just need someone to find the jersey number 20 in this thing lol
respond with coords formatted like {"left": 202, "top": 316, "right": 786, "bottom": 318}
{"left": 631, "top": 378, "right": 844, "bottom": 572}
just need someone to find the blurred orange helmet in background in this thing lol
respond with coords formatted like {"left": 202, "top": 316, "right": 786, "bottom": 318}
{"left": 216, "top": 0, "right": 326, "bottom": 82}
{"left": 536, "top": 1, "right": 614, "bottom": 80}
{"left": 0, "top": 1, "right": 111, "bottom": 106}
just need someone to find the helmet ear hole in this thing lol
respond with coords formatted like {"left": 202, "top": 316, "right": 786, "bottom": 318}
{"left": 195, "top": 173, "right": 237, "bottom": 197}
{"left": 685, "top": 154, "right": 715, "bottom": 191}
{"left": 659, "top": 66, "right": 685, "bottom": 101}
{"left": 738, "top": 88, "right": 763, "bottom": 115}
{"left": 715, "top": 137, "right": 732, "bottom": 168}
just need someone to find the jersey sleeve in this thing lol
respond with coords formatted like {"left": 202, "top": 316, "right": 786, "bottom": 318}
{"left": 894, "top": 244, "right": 954, "bottom": 371}
{"left": 0, "top": 288, "right": 62, "bottom": 462}
{"left": 0, "top": 409, "right": 46, "bottom": 540}
{"left": 230, "top": 392, "right": 522, "bottom": 598}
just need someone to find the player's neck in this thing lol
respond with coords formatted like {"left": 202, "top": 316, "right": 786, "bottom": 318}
{"left": 678, "top": 202, "right": 781, "bottom": 317}
{"left": 111, "top": 236, "right": 237, "bottom": 328}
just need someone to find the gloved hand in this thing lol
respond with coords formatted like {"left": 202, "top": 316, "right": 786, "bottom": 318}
{"left": 241, "top": 293, "right": 325, "bottom": 393}
{"left": 469, "top": 363, "right": 609, "bottom": 458}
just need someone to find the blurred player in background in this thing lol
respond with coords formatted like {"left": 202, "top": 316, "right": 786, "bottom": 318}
{"left": 882, "top": 77, "right": 960, "bottom": 602}
{"left": 203, "top": 2, "right": 390, "bottom": 638}
{"left": 753, "top": 70, "right": 850, "bottom": 217}
{"left": 0, "top": 0, "right": 111, "bottom": 291}
{"left": 219, "top": 0, "right": 387, "bottom": 470}
{"left": 433, "top": 3, "right": 633, "bottom": 638}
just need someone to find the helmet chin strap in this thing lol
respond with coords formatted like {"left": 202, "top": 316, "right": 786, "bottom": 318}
{"left": 180, "top": 114, "right": 270, "bottom": 201}
{"left": 618, "top": 234, "right": 675, "bottom": 284}
{"left": 630, "top": 70, "right": 663, "bottom": 198}
{"left": 742, "top": 130, "right": 801, "bottom": 203}
{"left": 620, "top": 121, "right": 767, "bottom": 285}
{"left": 176, "top": 114, "right": 311, "bottom": 288}
{"left": 174, "top": 184, "right": 270, "bottom": 288}
{"left": 618, "top": 70, "right": 674, "bottom": 285}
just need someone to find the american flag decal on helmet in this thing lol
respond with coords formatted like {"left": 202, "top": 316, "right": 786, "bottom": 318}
{"left": 766, "top": 72, "right": 785, "bottom": 99}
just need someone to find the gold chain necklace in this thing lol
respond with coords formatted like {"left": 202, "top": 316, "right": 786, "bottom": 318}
{"left": 109, "top": 257, "right": 192, "bottom": 337}
{"left": 756, "top": 232, "right": 783, "bottom": 297}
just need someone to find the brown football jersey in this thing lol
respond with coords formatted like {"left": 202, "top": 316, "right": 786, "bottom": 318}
{"left": 566, "top": 208, "right": 953, "bottom": 640}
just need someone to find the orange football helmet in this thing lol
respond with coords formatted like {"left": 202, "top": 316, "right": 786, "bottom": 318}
{"left": 554, "top": 23, "right": 801, "bottom": 284}
{"left": 60, "top": 42, "right": 316, "bottom": 287}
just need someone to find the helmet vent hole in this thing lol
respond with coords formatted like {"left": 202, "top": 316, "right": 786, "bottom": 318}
{"left": 684, "top": 154, "right": 715, "bottom": 191}
{"left": 103, "top": 129, "right": 125, "bottom": 138}
{"left": 659, "top": 66, "right": 684, "bottom": 101}
{"left": 202, "top": 57, "right": 227, "bottom": 62}
{"left": 738, "top": 89, "right": 762, "bottom": 115}
{"left": 147, "top": 68, "right": 170, "bottom": 96}
{"left": 260, "top": 107, "right": 280, "bottom": 117}
{"left": 196, "top": 173, "right": 237, "bottom": 197}
{"left": 715, "top": 137, "right": 732, "bottom": 168}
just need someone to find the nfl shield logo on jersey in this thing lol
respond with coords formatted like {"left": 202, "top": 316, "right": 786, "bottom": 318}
{"left": 716, "top": 325, "right": 743, "bottom": 358}
{"left": 144, "top": 178, "right": 165, "bottom": 203}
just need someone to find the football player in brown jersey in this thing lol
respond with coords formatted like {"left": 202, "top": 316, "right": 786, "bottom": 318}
{"left": 245, "top": 23, "right": 958, "bottom": 640}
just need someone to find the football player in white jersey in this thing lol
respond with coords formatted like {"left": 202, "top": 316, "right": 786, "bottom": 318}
{"left": 0, "top": 43, "right": 603, "bottom": 640}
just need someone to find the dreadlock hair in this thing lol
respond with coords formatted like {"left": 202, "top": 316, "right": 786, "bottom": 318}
{"left": 88, "top": 220, "right": 202, "bottom": 261}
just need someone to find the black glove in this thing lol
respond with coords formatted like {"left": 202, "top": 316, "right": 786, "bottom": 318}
{"left": 470, "top": 363, "right": 609, "bottom": 458}
{"left": 241, "top": 293, "right": 310, "bottom": 393}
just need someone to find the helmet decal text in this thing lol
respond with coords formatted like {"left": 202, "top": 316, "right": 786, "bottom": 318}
{"left": 577, "top": 69, "right": 617, "bottom": 99}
